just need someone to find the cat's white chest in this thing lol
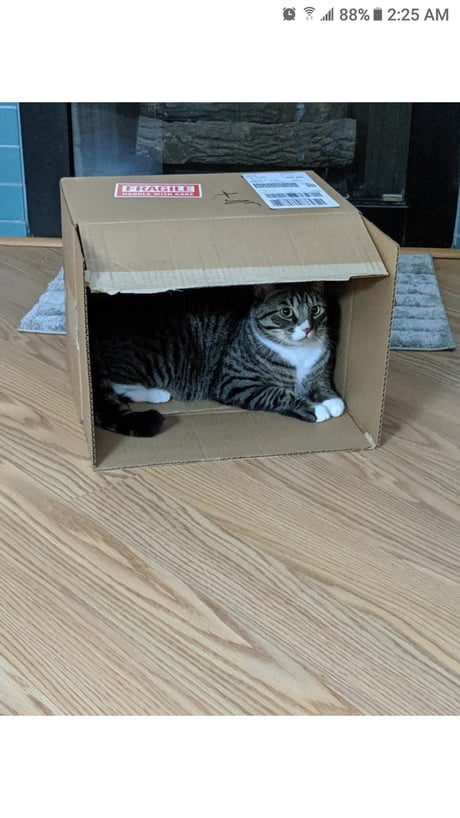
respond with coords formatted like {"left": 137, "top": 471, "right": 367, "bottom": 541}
{"left": 255, "top": 332, "right": 325, "bottom": 385}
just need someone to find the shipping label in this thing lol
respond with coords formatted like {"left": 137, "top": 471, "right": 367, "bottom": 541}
{"left": 242, "top": 172, "right": 339, "bottom": 209}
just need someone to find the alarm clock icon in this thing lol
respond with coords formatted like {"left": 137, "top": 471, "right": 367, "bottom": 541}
{"left": 283, "top": 7, "right": 296, "bottom": 20}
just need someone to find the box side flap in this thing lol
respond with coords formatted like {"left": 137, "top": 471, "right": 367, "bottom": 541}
{"left": 363, "top": 217, "right": 400, "bottom": 273}
{"left": 343, "top": 242, "right": 397, "bottom": 444}
{"left": 61, "top": 189, "right": 81, "bottom": 418}
{"left": 61, "top": 192, "right": 96, "bottom": 463}
{"left": 80, "top": 214, "right": 388, "bottom": 293}
{"left": 60, "top": 178, "right": 76, "bottom": 227}
{"left": 94, "top": 410, "right": 368, "bottom": 469}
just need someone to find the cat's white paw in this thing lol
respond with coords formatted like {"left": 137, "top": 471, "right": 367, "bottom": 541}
{"left": 111, "top": 382, "right": 171, "bottom": 404}
{"left": 314, "top": 397, "right": 345, "bottom": 422}
{"left": 322, "top": 397, "right": 345, "bottom": 417}
{"left": 314, "top": 404, "right": 330, "bottom": 422}
{"left": 146, "top": 389, "right": 171, "bottom": 403}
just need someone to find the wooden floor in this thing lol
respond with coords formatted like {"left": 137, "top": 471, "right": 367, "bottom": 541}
{"left": 0, "top": 246, "right": 459, "bottom": 715}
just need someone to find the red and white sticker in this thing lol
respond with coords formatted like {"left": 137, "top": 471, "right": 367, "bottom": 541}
{"left": 114, "top": 182, "right": 202, "bottom": 198}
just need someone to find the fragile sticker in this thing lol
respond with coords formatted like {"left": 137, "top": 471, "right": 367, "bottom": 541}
{"left": 114, "top": 182, "right": 202, "bottom": 198}
{"left": 242, "top": 172, "right": 339, "bottom": 209}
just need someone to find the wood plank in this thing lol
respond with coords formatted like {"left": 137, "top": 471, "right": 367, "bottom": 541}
{"left": 0, "top": 655, "right": 63, "bottom": 715}
{"left": 70, "top": 472, "right": 460, "bottom": 714}
{"left": 0, "top": 245, "right": 458, "bottom": 714}
{"left": 0, "top": 461, "right": 350, "bottom": 715}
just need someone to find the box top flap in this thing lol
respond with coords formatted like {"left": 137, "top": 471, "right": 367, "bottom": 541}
{"left": 61, "top": 171, "right": 394, "bottom": 293}
{"left": 61, "top": 170, "right": 356, "bottom": 225}
{"left": 79, "top": 214, "right": 388, "bottom": 293}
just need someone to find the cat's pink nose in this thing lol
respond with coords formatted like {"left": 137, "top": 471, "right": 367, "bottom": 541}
{"left": 303, "top": 326, "right": 312, "bottom": 335}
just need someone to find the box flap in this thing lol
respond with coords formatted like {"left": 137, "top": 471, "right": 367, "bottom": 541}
{"left": 80, "top": 215, "right": 387, "bottom": 293}
{"left": 61, "top": 171, "right": 388, "bottom": 293}
{"left": 94, "top": 409, "right": 369, "bottom": 469}
{"left": 60, "top": 171, "right": 355, "bottom": 225}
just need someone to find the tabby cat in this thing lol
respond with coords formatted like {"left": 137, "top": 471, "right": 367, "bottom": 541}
{"left": 88, "top": 283, "right": 345, "bottom": 436}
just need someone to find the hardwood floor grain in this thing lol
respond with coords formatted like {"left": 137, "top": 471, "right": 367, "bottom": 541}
{"left": 0, "top": 460, "right": 350, "bottom": 715}
{"left": 0, "top": 247, "right": 459, "bottom": 715}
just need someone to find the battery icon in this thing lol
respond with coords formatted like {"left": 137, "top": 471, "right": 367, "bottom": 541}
{"left": 373, "top": 7, "right": 383, "bottom": 19}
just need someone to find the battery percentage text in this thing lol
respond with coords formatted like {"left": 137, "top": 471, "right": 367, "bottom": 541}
{"left": 339, "top": 7, "right": 370, "bottom": 18}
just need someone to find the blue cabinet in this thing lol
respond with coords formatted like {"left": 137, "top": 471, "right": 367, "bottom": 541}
{"left": 0, "top": 104, "right": 27, "bottom": 237}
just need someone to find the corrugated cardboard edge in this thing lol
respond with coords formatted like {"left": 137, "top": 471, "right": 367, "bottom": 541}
{"left": 60, "top": 182, "right": 97, "bottom": 467}
{"left": 362, "top": 217, "right": 399, "bottom": 445}
{"left": 94, "top": 444, "right": 369, "bottom": 471}
{"left": 333, "top": 277, "right": 354, "bottom": 406}
{"left": 84, "top": 261, "right": 387, "bottom": 294}
{"left": 83, "top": 289, "right": 98, "bottom": 468}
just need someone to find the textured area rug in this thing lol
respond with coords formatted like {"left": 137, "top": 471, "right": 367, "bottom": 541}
{"left": 18, "top": 256, "right": 455, "bottom": 350}
{"left": 392, "top": 254, "right": 455, "bottom": 350}
{"left": 18, "top": 267, "right": 66, "bottom": 334}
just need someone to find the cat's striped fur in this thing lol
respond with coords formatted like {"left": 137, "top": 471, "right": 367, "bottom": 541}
{"left": 89, "top": 283, "right": 345, "bottom": 436}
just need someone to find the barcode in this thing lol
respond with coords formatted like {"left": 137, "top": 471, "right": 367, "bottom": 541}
{"left": 269, "top": 191, "right": 317, "bottom": 199}
{"left": 267, "top": 194, "right": 329, "bottom": 207}
{"left": 253, "top": 182, "right": 300, "bottom": 188}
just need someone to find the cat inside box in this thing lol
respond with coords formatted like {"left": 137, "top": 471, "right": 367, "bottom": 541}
{"left": 88, "top": 282, "right": 345, "bottom": 437}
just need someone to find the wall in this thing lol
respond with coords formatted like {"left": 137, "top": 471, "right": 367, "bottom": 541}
{"left": 0, "top": 103, "right": 28, "bottom": 236}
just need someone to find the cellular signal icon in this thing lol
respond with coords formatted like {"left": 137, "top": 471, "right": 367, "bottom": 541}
{"left": 321, "top": 7, "right": 334, "bottom": 19}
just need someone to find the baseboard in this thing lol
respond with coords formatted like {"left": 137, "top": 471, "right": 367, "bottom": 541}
{"left": 0, "top": 236, "right": 62, "bottom": 247}
{"left": 401, "top": 247, "right": 460, "bottom": 259}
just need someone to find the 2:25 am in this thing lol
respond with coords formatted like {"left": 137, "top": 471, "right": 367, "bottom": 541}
{"left": 388, "top": 8, "right": 449, "bottom": 20}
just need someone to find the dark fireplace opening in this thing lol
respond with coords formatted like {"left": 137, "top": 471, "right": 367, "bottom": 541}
{"left": 20, "top": 102, "right": 460, "bottom": 246}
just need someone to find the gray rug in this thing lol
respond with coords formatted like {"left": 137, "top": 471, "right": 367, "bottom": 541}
{"left": 391, "top": 254, "right": 455, "bottom": 350}
{"left": 18, "top": 255, "right": 455, "bottom": 350}
{"left": 18, "top": 267, "right": 66, "bottom": 334}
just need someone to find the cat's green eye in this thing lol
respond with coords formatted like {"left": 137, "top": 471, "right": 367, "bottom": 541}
{"left": 310, "top": 304, "right": 323, "bottom": 317}
{"left": 281, "top": 307, "right": 294, "bottom": 318}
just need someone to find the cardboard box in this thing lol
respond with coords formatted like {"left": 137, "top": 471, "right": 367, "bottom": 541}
{"left": 60, "top": 171, "right": 398, "bottom": 470}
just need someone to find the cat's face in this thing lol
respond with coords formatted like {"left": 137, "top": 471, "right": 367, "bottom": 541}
{"left": 252, "top": 284, "right": 329, "bottom": 347}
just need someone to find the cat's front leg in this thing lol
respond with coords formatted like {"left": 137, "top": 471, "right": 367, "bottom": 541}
{"left": 308, "top": 386, "right": 345, "bottom": 423}
{"left": 296, "top": 377, "right": 345, "bottom": 423}
{"left": 278, "top": 400, "right": 318, "bottom": 423}
{"left": 226, "top": 383, "right": 317, "bottom": 422}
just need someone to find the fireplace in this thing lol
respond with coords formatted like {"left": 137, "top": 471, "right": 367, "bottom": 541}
{"left": 19, "top": 102, "right": 460, "bottom": 246}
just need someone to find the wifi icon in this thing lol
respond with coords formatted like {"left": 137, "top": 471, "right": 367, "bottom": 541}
{"left": 303, "top": 6, "right": 315, "bottom": 19}
{"left": 320, "top": 7, "right": 334, "bottom": 19}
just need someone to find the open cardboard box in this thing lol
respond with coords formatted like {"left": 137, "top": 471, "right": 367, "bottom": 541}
{"left": 60, "top": 171, "right": 398, "bottom": 470}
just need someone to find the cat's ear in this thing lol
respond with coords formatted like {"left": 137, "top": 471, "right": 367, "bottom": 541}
{"left": 309, "top": 280, "right": 325, "bottom": 295}
{"left": 253, "top": 283, "right": 275, "bottom": 300}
